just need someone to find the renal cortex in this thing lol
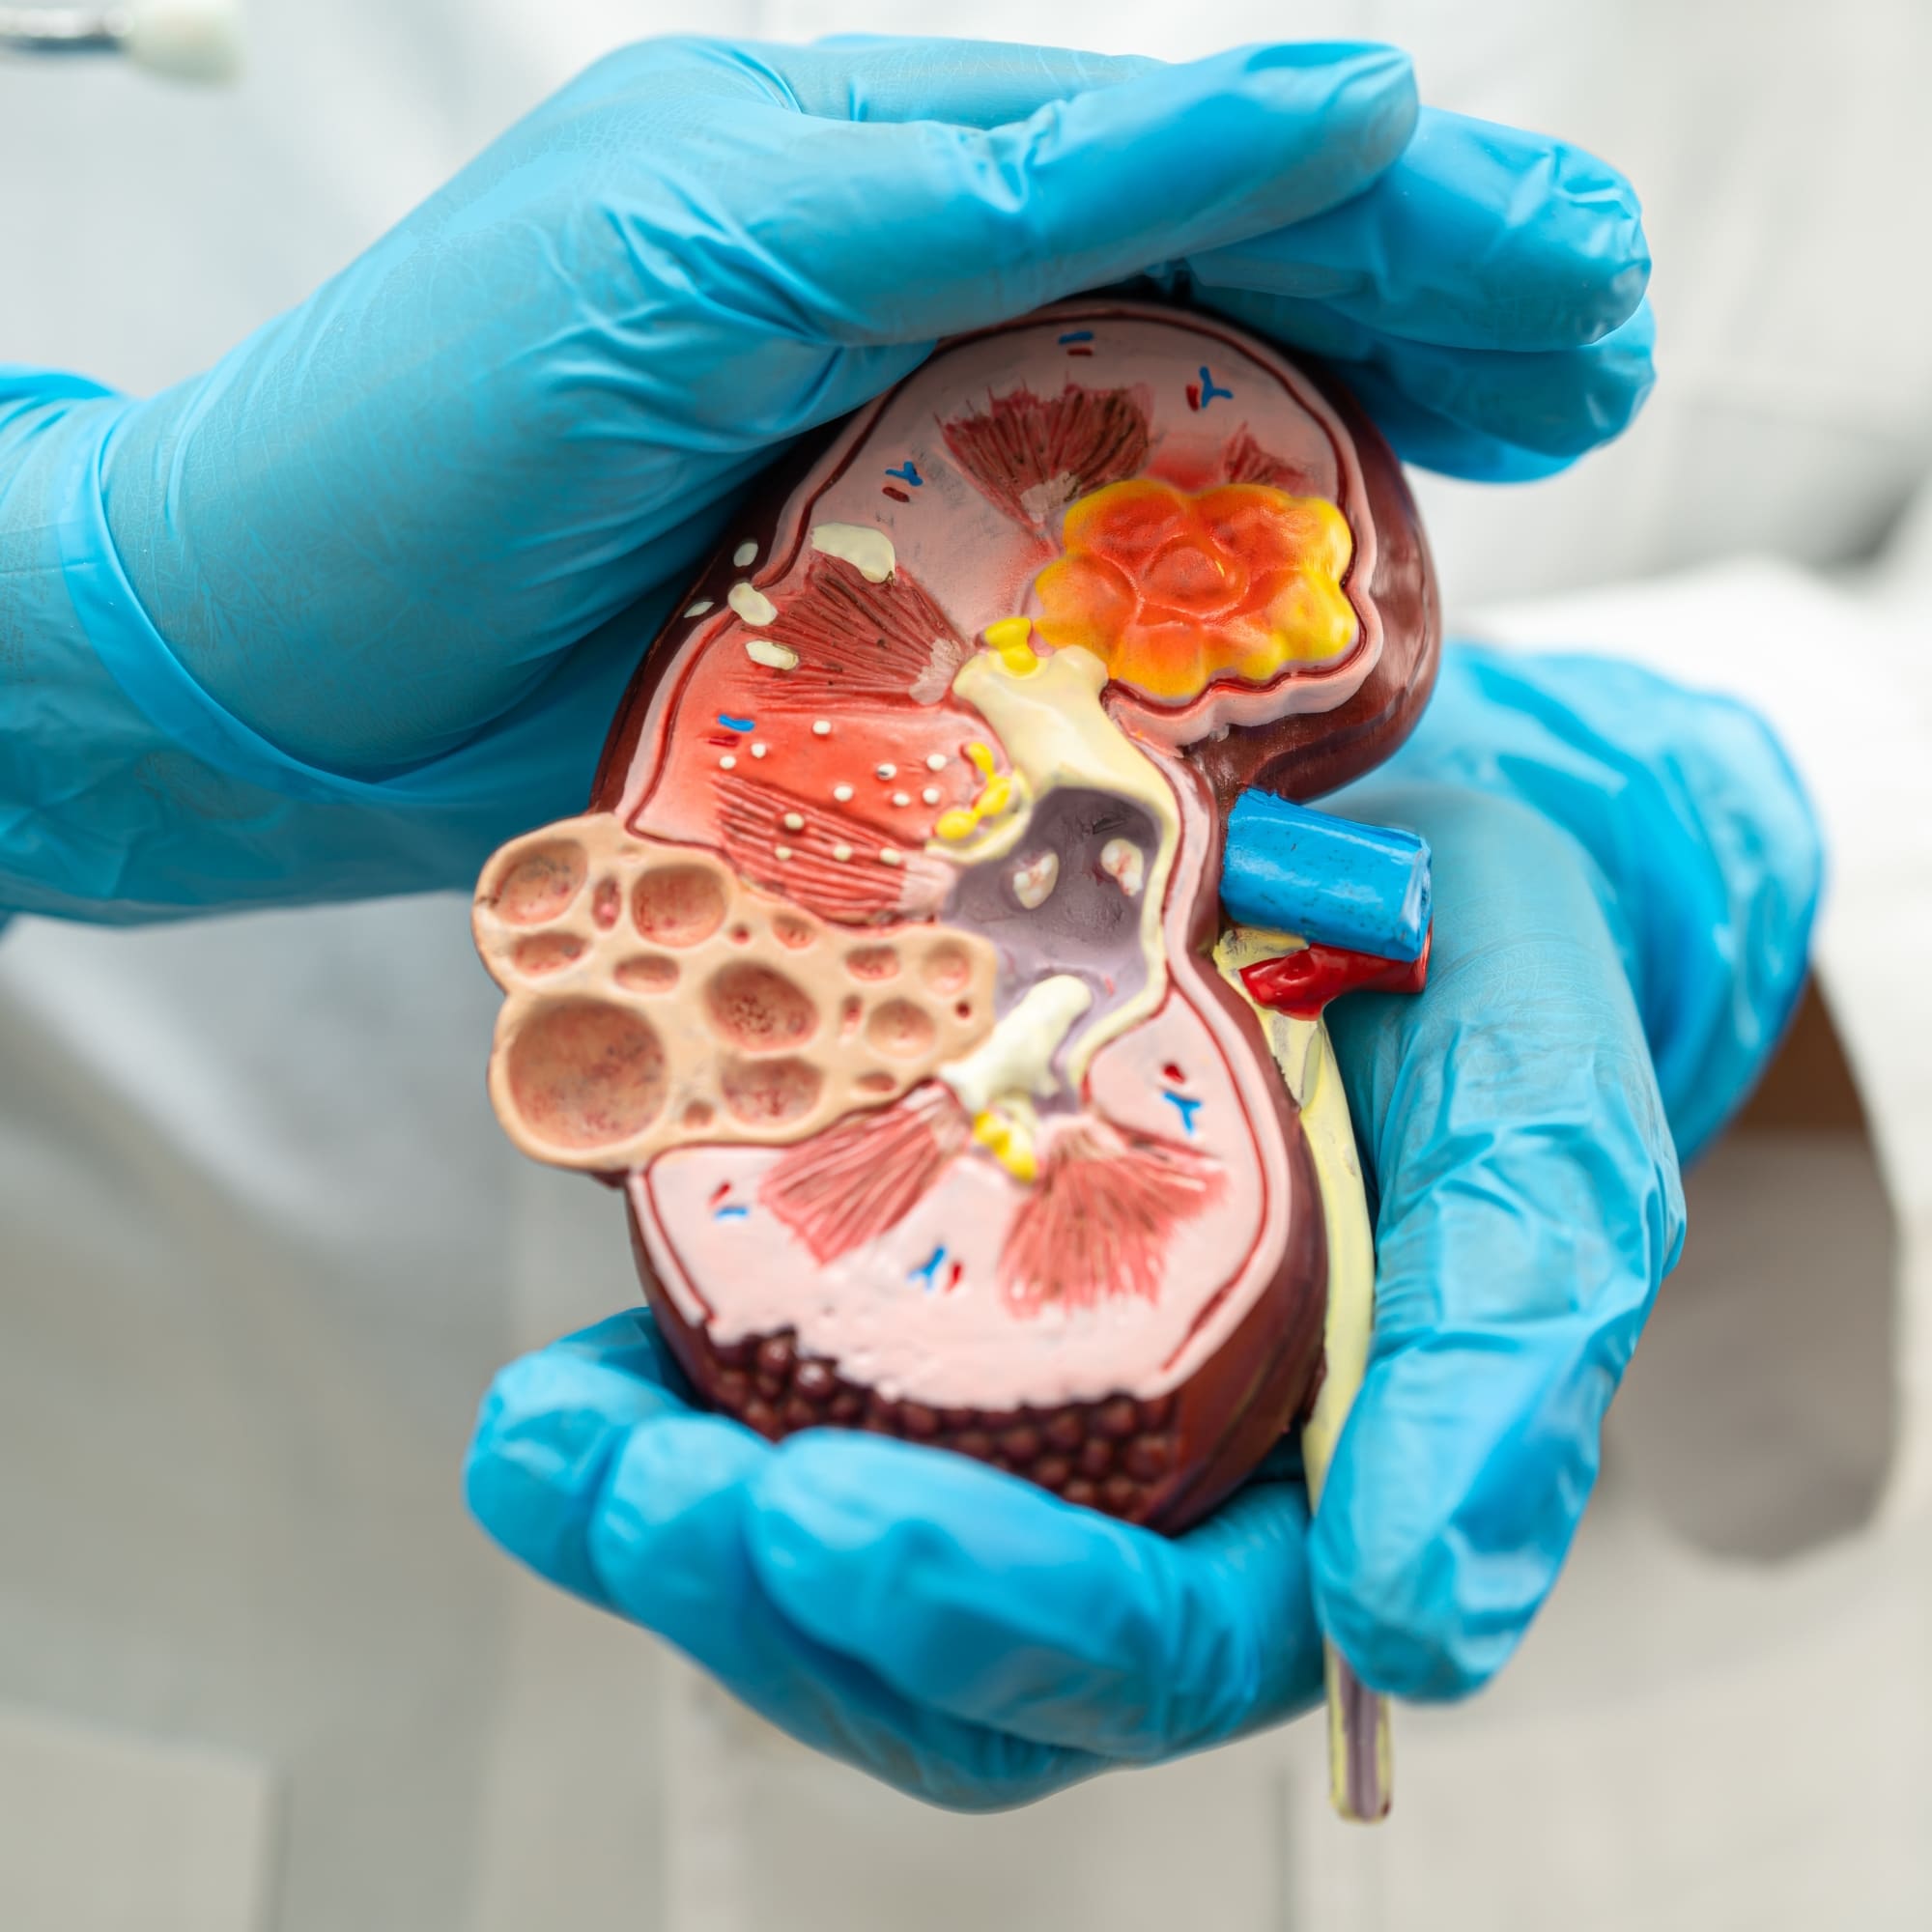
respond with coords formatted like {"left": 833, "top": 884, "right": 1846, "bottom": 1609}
{"left": 471, "top": 299, "right": 1438, "bottom": 1542}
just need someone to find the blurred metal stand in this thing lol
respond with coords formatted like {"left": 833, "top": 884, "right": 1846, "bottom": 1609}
{"left": 0, "top": 0, "right": 241, "bottom": 80}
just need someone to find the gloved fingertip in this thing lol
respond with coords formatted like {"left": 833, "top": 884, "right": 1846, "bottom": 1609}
{"left": 749, "top": 1433, "right": 1002, "bottom": 1587}
{"left": 1260, "top": 40, "right": 1418, "bottom": 177}
{"left": 601, "top": 1410, "right": 773, "bottom": 1526}
{"left": 1560, "top": 175, "right": 1652, "bottom": 341}
{"left": 462, "top": 1323, "right": 713, "bottom": 1587}
{"left": 1307, "top": 1516, "right": 1518, "bottom": 1702}
{"left": 476, "top": 1331, "right": 692, "bottom": 1438}
{"left": 752, "top": 1430, "right": 890, "bottom": 1547}
{"left": 744, "top": 1475, "right": 880, "bottom": 1637}
{"left": 1410, "top": 110, "right": 1651, "bottom": 348}
{"left": 1248, "top": 37, "right": 1414, "bottom": 97}
{"left": 1331, "top": 366, "right": 1583, "bottom": 482}
{"left": 1064, "top": 39, "right": 1417, "bottom": 214}
{"left": 745, "top": 1434, "right": 1103, "bottom": 1664}
{"left": 1359, "top": 322, "right": 1656, "bottom": 475}
{"left": 465, "top": 1363, "right": 644, "bottom": 1591}
{"left": 1302, "top": 1332, "right": 1630, "bottom": 1702}
{"left": 583, "top": 1411, "right": 771, "bottom": 1601}
{"left": 549, "top": 1305, "right": 668, "bottom": 1364}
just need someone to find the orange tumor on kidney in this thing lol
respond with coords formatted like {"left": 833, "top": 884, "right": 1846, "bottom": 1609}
{"left": 1033, "top": 478, "right": 1357, "bottom": 703}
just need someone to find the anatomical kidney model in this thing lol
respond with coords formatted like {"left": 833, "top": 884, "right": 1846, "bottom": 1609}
{"left": 474, "top": 300, "right": 1438, "bottom": 1819}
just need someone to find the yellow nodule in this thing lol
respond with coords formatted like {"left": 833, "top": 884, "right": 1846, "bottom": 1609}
{"left": 971, "top": 1106, "right": 1038, "bottom": 1184}
{"left": 932, "top": 740, "right": 1025, "bottom": 844}
{"left": 982, "top": 616, "right": 1040, "bottom": 676}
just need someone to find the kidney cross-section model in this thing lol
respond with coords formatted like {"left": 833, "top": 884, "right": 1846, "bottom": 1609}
{"left": 473, "top": 299, "right": 1437, "bottom": 1562}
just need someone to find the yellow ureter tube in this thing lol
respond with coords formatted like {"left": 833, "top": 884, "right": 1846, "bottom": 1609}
{"left": 1214, "top": 926, "right": 1391, "bottom": 1822}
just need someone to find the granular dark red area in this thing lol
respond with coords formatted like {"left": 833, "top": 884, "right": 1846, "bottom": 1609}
{"left": 633, "top": 1073, "right": 1330, "bottom": 1538}
{"left": 701, "top": 1324, "right": 1184, "bottom": 1521}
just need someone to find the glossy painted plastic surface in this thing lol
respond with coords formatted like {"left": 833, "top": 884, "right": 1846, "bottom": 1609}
{"left": 1241, "top": 930, "right": 1432, "bottom": 1019}
{"left": 470, "top": 296, "right": 1439, "bottom": 1540}
{"left": 467, "top": 642, "right": 1821, "bottom": 1805}
{"left": 1222, "top": 790, "right": 1431, "bottom": 958}
{"left": 0, "top": 37, "right": 1649, "bottom": 919}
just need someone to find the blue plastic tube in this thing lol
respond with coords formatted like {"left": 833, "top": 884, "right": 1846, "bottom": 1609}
{"left": 1221, "top": 790, "right": 1432, "bottom": 960}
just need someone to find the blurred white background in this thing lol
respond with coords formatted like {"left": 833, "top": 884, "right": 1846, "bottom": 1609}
{"left": 3, "top": 5, "right": 1930, "bottom": 1928}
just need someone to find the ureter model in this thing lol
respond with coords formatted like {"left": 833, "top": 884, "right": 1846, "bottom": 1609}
{"left": 1217, "top": 924, "right": 1391, "bottom": 1824}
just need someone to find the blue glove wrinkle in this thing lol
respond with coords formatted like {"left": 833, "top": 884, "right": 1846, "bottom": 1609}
{"left": 1313, "top": 375, "right": 1583, "bottom": 483}
{"left": 748, "top": 1433, "right": 1316, "bottom": 1760}
{"left": 816, "top": 38, "right": 1154, "bottom": 128}
{"left": 465, "top": 1326, "right": 684, "bottom": 1613}
{"left": 1188, "top": 106, "right": 1649, "bottom": 352}
{"left": 1196, "top": 291, "right": 1655, "bottom": 472}
{"left": 1386, "top": 649, "right": 1822, "bottom": 1159}
{"left": 748, "top": 1437, "right": 1187, "bottom": 1747}
{"left": 1320, "top": 966, "right": 1679, "bottom": 1691}
{"left": 582, "top": 1416, "right": 969, "bottom": 1800}
{"left": 468, "top": 1312, "right": 1102, "bottom": 1809}
{"left": 1, "top": 367, "right": 121, "bottom": 412}
{"left": 1170, "top": 1480, "right": 1328, "bottom": 1746}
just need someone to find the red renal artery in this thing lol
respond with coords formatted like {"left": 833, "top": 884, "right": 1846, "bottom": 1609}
{"left": 1239, "top": 927, "right": 1432, "bottom": 1021}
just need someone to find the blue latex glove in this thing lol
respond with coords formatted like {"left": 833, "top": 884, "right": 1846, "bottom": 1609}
{"left": 466, "top": 644, "right": 1820, "bottom": 1806}
{"left": 1, "top": 36, "right": 1651, "bottom": 920}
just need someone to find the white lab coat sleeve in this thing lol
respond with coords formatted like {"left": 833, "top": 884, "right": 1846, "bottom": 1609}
{"left": 1465, "top": 536, "right": 1932, "bottom": 1523}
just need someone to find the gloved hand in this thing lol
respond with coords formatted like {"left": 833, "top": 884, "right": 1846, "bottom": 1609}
{"left": 465, "top": 644, "right": 1820, "bottom": 1807}
{"left": 0, "top": 35, "right": 1651, "bottom": 920}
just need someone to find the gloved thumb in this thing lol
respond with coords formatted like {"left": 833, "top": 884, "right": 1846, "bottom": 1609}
{"left": 735, "top": 40, "right": 1418, "bottom": 343}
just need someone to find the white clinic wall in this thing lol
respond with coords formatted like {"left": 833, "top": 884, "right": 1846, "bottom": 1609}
{"left": 4, "top": 7, "right": 1930, "bottom": 1929}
